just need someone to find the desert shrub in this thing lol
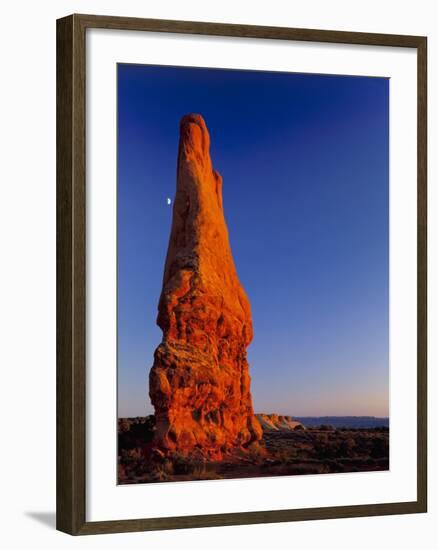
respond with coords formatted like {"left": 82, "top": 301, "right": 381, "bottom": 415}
{"left": 247, "top": 442, "right": 266, "bottom": 463}
{"left": 343, "top": 464, "right": 363, "bottom": 473}
{"left": 118, "top": 418, "right": 131, "bottom": 433}
{"left": 323, "top": 460, "right": 345, "bottom": 473}
{"left": 161, "top": 459, "right": 174, "bottom": 475}
{"left": 120, "top": 447, "right": 142, "bottom": 463}
{"left": 165, "top": 460, "right": 221, "bottom": 480}
{"left": 313, "top": 437, "right": 343, "bottom": 460}
{"left": 118, "top": 463, "right": 127, "bottom": 482}
{"left": 194, "top": 469, "right": 221, "bottom": 480}
{"left": 370, "top": 437, "right": 389, "bottom": 459}
{"left": 318, "top": 424, "right": 334, "bottom": 431}
{"left": 374, "top": 457, "right": 389, "bottom": 470}
{"left": 170, "top": 452, "right": 204, "bottom": 475}
{"left": 149, "top": 464, "right": 171, "bottom": 482}
{"left": 286, "top": 463, "right": 329, "bottom": 475}
{"left": 118, "top": 415, "right": 156, "bottom": 453}
{"left": 353, "top": 436, "right": 372, "bottom": 456}
{"left": 272, "top": 446, "right": 293, "bottom": 462}
{"left": 139, "top": 414, "right": 156, "bottom": 434}
{"left": 315, "top": 433, "right": 329, "bottom": 444}
{"left": 339, "top": 437, "right": 356, "bottom": 458}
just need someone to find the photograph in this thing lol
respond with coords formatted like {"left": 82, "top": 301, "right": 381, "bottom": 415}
{"left": 117, "top": 63, "right": 390, "bottom": 485}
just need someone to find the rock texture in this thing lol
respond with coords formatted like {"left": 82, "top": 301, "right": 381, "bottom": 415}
{"left": 149, "top": 114, "right": 262, "bottom": 459}
{"left": 256, "top": 414, "right": 304, "bottom": 432}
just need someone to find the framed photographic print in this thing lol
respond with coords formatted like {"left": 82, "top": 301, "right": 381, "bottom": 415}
{"left": 56, "top": 14, "right": 427, "bottom": 535}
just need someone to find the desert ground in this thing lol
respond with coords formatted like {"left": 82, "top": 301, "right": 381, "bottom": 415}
{"left": 118, "top": 415, "right": 389, "bottom": 484}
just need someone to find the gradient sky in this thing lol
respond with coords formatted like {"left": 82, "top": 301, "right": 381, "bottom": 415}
{"left": 117, "top": 64, "right": 389, "bottom": 419}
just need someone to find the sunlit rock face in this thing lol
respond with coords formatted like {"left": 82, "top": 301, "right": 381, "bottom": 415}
{"left": 256, "top": 414, "right": 304, "bottom": 432}
{"left": 149, "top": 114, "right": 262, "bottom": 459}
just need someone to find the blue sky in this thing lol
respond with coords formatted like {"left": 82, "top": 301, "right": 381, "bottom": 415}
{"left": 117, "top": 64, "right": 389, "bottom": 418}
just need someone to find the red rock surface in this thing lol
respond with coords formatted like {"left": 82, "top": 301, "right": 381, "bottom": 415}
{"left": 149, "top": 114, "right": 262, "bottom": 459}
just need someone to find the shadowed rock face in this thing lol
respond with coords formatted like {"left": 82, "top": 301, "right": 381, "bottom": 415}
{"left": 149, "top": 114, "right": 262, "bottom": 459}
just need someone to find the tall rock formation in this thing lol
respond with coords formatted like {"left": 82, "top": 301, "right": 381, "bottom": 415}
{"left": 149, "top": 114, "right": 262, "bottom": 459}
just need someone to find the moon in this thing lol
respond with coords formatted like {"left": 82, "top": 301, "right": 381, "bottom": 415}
{"left": 167, "top": 198, "right": 171, "bottom": 206}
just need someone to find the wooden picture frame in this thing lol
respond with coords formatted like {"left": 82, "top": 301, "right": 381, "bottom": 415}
{"left": 56, "top": 13, "right": 427, "bottom": 535}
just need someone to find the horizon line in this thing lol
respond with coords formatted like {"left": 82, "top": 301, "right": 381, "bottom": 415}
{"left": 117, "top": 413, "right": 390, "bottom": 419}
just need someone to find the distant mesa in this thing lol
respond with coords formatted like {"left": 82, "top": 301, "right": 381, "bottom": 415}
{"left": 149, "top": 114, "right": 262, "bottom": 459}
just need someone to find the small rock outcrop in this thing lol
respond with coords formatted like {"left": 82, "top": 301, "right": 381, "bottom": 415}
{"left": 149, "top": 114, "right": 262, "bottom": 459}
{"left": 256, "top": 414, "right": 304, "bottom": 432}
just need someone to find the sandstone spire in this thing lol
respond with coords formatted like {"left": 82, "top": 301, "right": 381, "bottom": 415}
{"left": 149, "top": 114, "right": 262, "bottom": 458}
